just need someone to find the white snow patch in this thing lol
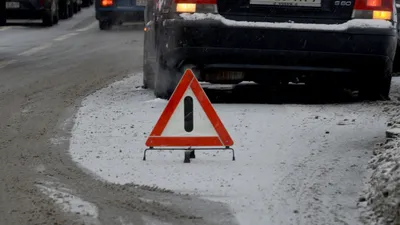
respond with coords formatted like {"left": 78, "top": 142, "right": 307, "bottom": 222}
{"left": 145, "top": 98, "right": 168, "bottom": 103}
{"left": 37, "top": 183, "right": 99, "bottom": 222}
{"left": 70, "top": 74, "right": 390, "bottom": 225}
{"left": 180, "top": 13, "right": 393, "bottom": 30}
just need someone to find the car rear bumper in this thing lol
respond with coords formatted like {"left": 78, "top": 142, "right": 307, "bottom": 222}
{"left": 96, "top": 7, "right": 145, "bottom": 21}
{"left": 5, "top": 9, "right": 46, "bottom": 19}
{"left": 5, "top": 0, "right": 47, "bottom": 19}
{"left": 158, "top": 16, "right": 397, "bottom": 74}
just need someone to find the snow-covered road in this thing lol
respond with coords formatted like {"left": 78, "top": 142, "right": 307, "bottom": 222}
{"left": 70, "top": 74, "right": 400, "bottom": 225}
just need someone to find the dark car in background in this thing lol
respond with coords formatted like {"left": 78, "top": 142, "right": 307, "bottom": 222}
{"left": 4, "top": 0, "right": 60, "bottom": 26}
{"left": 82, "top": 0, "right": 94, "bottom": 7}
{"left": 59, "top": 0, "right": 74, "bottom": 19}
{"left": 95, "top": 0, "right": 146, "bottom": 30}
{"left": 1, "top": 0, "right": 91, "bottom": 26}
{"left": 1, "top": 1, "right": 6, "bottom": 25}
{"left": 143, "top": 0, "right": 399, "bottom": 100}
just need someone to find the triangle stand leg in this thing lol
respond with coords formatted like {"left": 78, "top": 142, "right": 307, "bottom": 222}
{"left": 190, "top": 150, "right": 196, "bottom": 159}
{"left": 143, "top": 147, "right": 235, "bottom": 163}
{"left": 184, "top": 150, "right": 191, "bottom": 163}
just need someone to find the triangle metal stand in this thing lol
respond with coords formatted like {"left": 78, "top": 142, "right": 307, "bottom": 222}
{"left": 143, "top": 146, "right": 235, "bottom": 163}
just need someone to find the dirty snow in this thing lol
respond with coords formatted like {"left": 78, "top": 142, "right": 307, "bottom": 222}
{"left": 361, "top": 79, "right": 400, "bottom": 225}
{"left": 179, "top": 13, "right": 393, "bottom": 30}
{"left": 36, "top": 181, "right": 100, "bottom": 224}
{"left": 69, "top": 74, "right": 394, "bottom": 225}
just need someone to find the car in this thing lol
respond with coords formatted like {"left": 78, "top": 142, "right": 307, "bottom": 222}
{"left": 1, "top": 2, "right": 5, "bottom": 25}
{"left": 73, "top": 0, "right": 83, "bottom": 13}
{"left": 4, "top": 0, "right": 60, "bottom": 26}
{"left": 59, "top": 0, "right": 73, "bottom": 19}
{"left": 82, "top": 0, "right": 94, "bottom": 7}
{"left": 95, "top": 0, "right": 146, "bottom": 30}
{"left": 143, "top": 0, "right": 399, "bottom": 100}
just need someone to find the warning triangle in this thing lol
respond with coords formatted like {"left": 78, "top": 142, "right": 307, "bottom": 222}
{"left": 145, "top": 69, "right": 234, "bottom": 147}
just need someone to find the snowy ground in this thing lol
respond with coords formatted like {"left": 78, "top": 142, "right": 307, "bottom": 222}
{"left": 69, "top": 73, "right": 400, "bottom": 225}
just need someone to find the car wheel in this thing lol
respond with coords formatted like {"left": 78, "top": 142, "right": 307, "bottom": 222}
{"left": 52, "top": 0, "right": 59, "bottom": 24}
{"left": 359, "top": 67, "right": 392, "bottom": 101}
{"left": 42, "top": 2, "right": 55, "bottom": 27}
{"left": 143, "top": 50, "right": 155, "bottom": 89}
{"left": 82, "top": 0, "right": 89, "bottom": 7}
{"left": 73, "top": 2, "right": 78, "bottom": 13}
{"left": 393, "top": 47, "right": 400, "bottom": 73}
{"left": 68, "top": 1, "right": 74, "bottom": 17}
{"left": 59, "top": 1, "right": 68, "bottom": 19}
{"left": 53, "top": 3, "right": 59, "bottom": 24}
{"left": 99, "top": 20, "right": 112, "bottom": 30}
{"left": 0, "top": 15, "right": 6, "bottom": 26}
{"left": 154, "top": 63, "right": 179, "bottom": 99}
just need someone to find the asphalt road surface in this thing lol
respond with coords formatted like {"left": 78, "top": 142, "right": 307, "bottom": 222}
{"left": 1, "top": 6, "right": 399, "bottom": 225}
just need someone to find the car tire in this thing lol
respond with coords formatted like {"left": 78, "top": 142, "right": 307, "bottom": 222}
{"left": 73, "top": 2, "right": 78, "bottom": 13}
{"left": 42, "top": 2, "right": 55, "bottom": 27}
{"left": 0, "top": 16, "right": 6, "bottom": 26}
{"left": 68, "top": 1, "right": 74, "bottom": 17}
{"left": 143, "top": 50, "right": 155, "bottom": 89}
{"left": 359, "top": 66, "right": 392, "bottom": 101}
{"left": 154, "top": 64, "right": 179, "bottom": 99}
{"left": 82, "top": 0, "right": 89, "bottom": 7}
{"left": 99, "top": 20, "right": 112, "bottom": 30}
{"left": 59, "top": 1, "right": 68, "bottom": 19}
{"left": 53, "top": 3, "right": 60, "bottom": 24}
{"left": 393, "top": 47, "right": 400, "bottom": 73}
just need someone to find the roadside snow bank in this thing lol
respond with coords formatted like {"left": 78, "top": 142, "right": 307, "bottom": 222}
{"left": 362, "top": 79, "right": 400, "bottom": 225}
{"left": 365, "top": 138, "right": 400, "bottom": 224}
{"left": 70, "top": 73, "right": 392, "bottom": 225}
{"left": 179, "top": 13, "right": 393, "bottom": 31}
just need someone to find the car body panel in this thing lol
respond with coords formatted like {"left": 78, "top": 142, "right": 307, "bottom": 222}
{"left": 155, "top": 19, "right": 395, "bottom": 75}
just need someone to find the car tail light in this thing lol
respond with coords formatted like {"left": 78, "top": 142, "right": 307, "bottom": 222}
{"left": 352, "top": 0, "right": 393, "bottom": 20}
{"left": 174, "top": 0, "right": 217, "bottom": 13}
{"left": 101, "top": 0, "right": 113, "bottom": 6}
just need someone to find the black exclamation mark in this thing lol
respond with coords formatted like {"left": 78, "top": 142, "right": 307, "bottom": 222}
{"left": 184, "top": 96, "right": 194, "bottom": 132}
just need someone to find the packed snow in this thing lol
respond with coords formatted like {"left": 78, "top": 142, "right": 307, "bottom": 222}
{"left": 179, "top": 13, "right": 394, "bottom": 31}
{"left": 69, "top": 73, "right": 397, "bottom": 225}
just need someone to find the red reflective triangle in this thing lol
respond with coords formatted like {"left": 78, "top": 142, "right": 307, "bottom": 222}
{"left": 145, "top": 69, "right": 234, "bottom": 147}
